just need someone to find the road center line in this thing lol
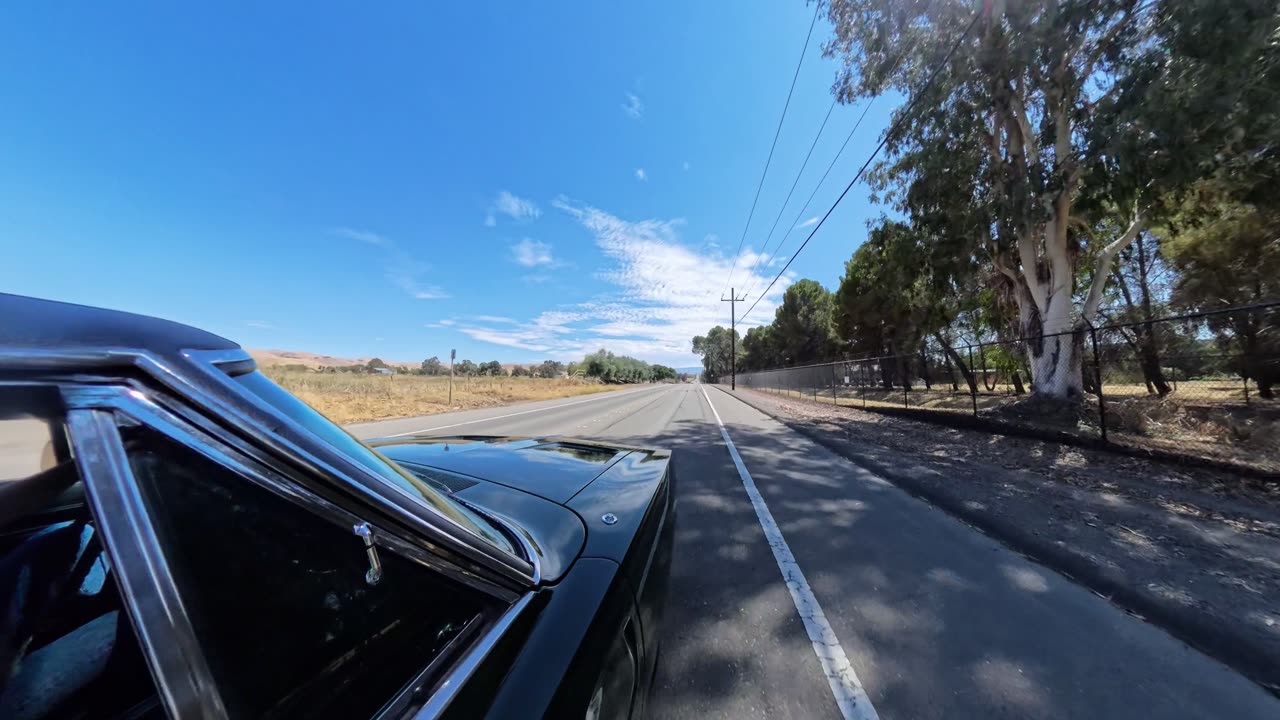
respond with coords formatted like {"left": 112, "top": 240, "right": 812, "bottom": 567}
{"left": 698, "top": 385, "right": 879, "bottom": 720}
{"left": 374, "top": 384, "right": 667, "bottom": 437}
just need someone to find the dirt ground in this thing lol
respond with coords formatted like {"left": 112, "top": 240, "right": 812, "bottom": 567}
{"left": 728, "top": 386, "right": 1280, "bottom": 692}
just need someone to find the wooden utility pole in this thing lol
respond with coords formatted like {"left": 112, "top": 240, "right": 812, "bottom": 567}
{"left": 721, "top": 288, "right": 746, "bottom": 390}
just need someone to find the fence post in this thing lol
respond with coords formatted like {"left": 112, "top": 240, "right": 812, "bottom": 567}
{"left": 1091, "top": 327, "right": 1107, "bottom": 442}
{"left": 968, "top": 344, "right": 978, "bottom": 417}
{"left": 812, "top": 368, "right": 818, "bottom": 402}
{"left": 862, "top": 363, "right": 868, "bottom": 409}
{"left": 831, "top": 364, "right": 838, "bottom": 405}
{"left": 1244, "top": 373, "right": 1250, "bottom": 406}
{"left": 903, "top": 363, "right": 909, "bottom": 408}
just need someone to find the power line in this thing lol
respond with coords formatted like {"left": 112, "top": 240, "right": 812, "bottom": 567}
{"left": 740, "top": 10, "right": 982, "bottom": 323}
{"left": 720, "top": 1, "right": 822, "bottom": 297}
{"left": 752, "top": 97, "right": 837, "bottom": 272}
{"left": 742, "top": 41, "right": 914, "bottom": 303}
{"left": 741, "top": 95, "right": 876, "bottom": 302}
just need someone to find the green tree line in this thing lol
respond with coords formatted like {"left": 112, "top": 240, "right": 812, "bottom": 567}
{"left": 696, "top": 0, "right": 1279, "bottom": 400}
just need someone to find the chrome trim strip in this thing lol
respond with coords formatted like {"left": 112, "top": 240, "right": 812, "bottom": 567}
{"left": 411, "top": 592, "right": 537, "bottom": 720}
{"left": 0, "top": 346, "right": 535, "bottom": 589}
{"left": 189, "top": 347, "right": 255, "bottom": 368}
{"left": 67, "top": 409, "right": 230, "bottom": 720}
{"left": 68, "top": 384, "right": 520, "bottom": 603}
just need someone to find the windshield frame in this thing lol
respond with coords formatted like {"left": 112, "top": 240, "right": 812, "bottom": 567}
{"left": 228, "top": 369, "right": 520, "bottom": 559}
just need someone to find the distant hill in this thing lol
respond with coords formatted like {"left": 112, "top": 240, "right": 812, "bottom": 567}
{"left": 248, "top": 349, "right": 415, "bottom": 370}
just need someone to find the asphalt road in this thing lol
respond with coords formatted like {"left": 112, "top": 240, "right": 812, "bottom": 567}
{"left": 350, "top": 384, "right": 1280, "bottom": 719}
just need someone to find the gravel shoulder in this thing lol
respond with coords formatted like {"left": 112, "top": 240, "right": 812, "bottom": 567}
{"left": 720, "top": 385, "right": 1280, "bottom": 695}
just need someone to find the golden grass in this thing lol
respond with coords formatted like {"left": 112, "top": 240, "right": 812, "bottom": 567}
{"left": 261, "top": 369, "right": 629, "bottom": 424}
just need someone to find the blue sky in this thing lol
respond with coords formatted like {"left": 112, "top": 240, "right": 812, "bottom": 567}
{"left": 0, "top": 1, "right": 898, "bottom": 367}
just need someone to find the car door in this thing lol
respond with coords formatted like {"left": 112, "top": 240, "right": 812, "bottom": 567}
{"left": 4, "top": 371, "right": 535, "bottom": 719}
{"left": 1, "top": 384, "right": 167, "bottom": 720}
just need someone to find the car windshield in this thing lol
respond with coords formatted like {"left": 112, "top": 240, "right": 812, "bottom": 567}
{"left": 232, "top": 371, "right": 517, "bottom": 558}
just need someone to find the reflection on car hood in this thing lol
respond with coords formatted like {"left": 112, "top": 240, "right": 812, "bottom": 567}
{"left": 369, "top": 435, "right": 652, "bottom": 505}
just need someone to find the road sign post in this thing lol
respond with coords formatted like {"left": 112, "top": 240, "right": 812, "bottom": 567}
{"left": 449, "top": 349, "right": 456, "bottom": 406}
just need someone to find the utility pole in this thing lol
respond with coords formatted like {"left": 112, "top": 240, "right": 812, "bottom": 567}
{"left": 721, "top": 287, "right": 746, "bottom": 390}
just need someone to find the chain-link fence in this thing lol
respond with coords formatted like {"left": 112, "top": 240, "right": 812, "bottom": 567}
{"left": 733, "top": 303, "right": 1280, "bottom": 473}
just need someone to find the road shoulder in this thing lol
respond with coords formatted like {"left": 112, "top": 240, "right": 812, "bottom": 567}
{"left": 715, "top": 384, "right": 1280, "bottom": 697}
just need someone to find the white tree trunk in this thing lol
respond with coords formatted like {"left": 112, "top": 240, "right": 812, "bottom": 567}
{"left": 1017, "top": 243, "right": 1086, "bottom": 401}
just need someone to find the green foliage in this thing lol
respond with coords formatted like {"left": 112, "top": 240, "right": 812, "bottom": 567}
{"left": 455, "top": 359, "right": 477, "bottom": 376}
{"left": 510, "top": 364, "right": 531, "bottom": 377}
{"left": 578, "top": 349, "right": 668, "bottom": 384}
{"left": 479, "top": 360, "right": 503, "bottom": 376}
{"left": 773, "top": 279, "right": 837, "bottom": 364}
{"left": 535, "top": 360, "right": 565, "bottom": 378}
{"left": 692, "top": 326, "right": 740, "bottom": 382}
{"left": 420, "top": 356, "right": 444, "bottom": 375}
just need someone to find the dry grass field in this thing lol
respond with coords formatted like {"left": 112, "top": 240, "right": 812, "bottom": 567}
{"left": 261, "top": 368, "right": 628, "bottom": 424}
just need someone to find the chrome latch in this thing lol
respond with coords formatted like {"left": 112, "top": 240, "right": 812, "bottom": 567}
{"left": 352, "top": 522, "right": 384, "bottom": 586}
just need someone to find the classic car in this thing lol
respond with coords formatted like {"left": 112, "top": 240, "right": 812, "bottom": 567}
{"left": 0, "top": 293, "right": 675, "bottom": 719}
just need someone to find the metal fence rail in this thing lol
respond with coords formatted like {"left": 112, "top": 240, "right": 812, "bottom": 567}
{"left": 732, "top": 303, "right": 1280, "bottom": 473}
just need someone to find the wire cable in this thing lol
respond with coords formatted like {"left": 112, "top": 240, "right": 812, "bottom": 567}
{"left": 740, "top": 10, "right": 982, "bottom": 322}
{"left": 741, "top": 95, "right": 875, "bottom": 302}
{"left": 720, "top": 1, "right": 822, "bottom": 297}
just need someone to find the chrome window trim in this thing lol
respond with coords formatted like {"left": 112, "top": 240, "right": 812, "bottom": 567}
{"left": 0, "top": 346, "right": 535, "bottom": 589}
{"left": 86, "top": 384, "right": 519, "bottom": 603}
{"left": 66, "top": 408, "right": 230, "bottom": 720}
{"left": 409, "top": 592, "right": 536, "bottom": 720}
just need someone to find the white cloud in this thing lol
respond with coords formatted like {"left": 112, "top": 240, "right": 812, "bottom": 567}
{"left": 511, "top": 238, "right": 555, "bottom": 267}
{"left": 473, "top": 315, "right": 517, "bottom": 324}
{"left": 246, "top": 320, "right": 275, "bottom": 330}
{"left": 438, "top": 319, "right": 456, "bottom": 326}
{"left": 455, "top": 198, "right": 792, "bottom": 365}
{"left": 798, "top": 216, "right": 820, "bottom": 229}
{"left": 331, "top": 226, "right": 449, "bottom": 300}
{"left": 634, "top": 168, "right": 647, "bottom": 182}
{"left": 487, "top": 191, "right": 540, "bottom": 225}
{"left": 331, "top": 227, "right": 387, "bottom": 246}
{"left": 622, "top": 92, "right": 643, "bottom": 119}
{"left": 394, "top": 279, "right": 449, "bottom": 300}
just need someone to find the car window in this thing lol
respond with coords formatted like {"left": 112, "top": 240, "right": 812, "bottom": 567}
{"left": 121, "top": 424, "right": 498, "bottom": 719}
{"left": 230, "top": 370, "right": 519, "bottom": 559}
{"left": 0, "top": 388, "right": 163, "bottom": 720}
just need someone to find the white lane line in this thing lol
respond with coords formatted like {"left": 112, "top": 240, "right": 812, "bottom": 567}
{"left": 699, "top": 385, "right": 879, "bottom": 720}
{"left": 374, "top": 384, "right": 667, "bottom": 437}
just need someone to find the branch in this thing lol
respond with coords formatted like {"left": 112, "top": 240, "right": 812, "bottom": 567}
{"left": 1081, "top": 210, "right": 1146, "bottom": 323}
{"left": 1079, "top": 1, "right": 1152, "bottom": 83}
{"left": 1009, "top": 93, "right": 1038, "bottom": 167}
{"left": 1017, "top": 231, "right": 1048, "bottom": 315}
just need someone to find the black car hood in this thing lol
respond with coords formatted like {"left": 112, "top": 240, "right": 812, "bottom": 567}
{"left": 370, "top": 436, "right": 633, "bottom": 505}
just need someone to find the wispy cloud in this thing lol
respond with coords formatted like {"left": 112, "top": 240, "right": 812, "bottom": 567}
{"left": 246, "top": 320, "right": 275, "bottom": 330}
{"left": 798, "top": 216, "right": 820, "bottom": 229}
{"left": 622, "top": 92, "right": 644, "bottom": 119}
{"left": 473, "top": 315, "right": 517, "bottom": 324}
{"left": 485, "top": 190, "right": 540, "bottom": 226}
{"left": 389, "top": 273, "right": 449, "bottom": 300}
{"left": 455, "top": 198, "right": 792, "bottom": 365}
{"left": 634, "top": 168, "right": 647, "bottom": 182}
{"left": 331, "top": 227, "right": 387, "bottom": 246}
{"left": 332, "top": 226, "right": 448, "bottom": 300}
{"left": 438, "top": 319, "right": 456, "bottom": 327}
{"left": 510, "top": 238, "right": 555, "bottom": 267}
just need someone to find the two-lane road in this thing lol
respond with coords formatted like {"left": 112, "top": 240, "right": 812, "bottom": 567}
{"left": 350, "top": 384, "right": 1279, "bottom": 719}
